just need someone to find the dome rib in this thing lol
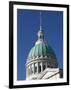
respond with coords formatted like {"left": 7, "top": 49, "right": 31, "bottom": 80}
{"left": 42, "top": 43, "right": 47, "bottom": 56}
{"left": 35, "top": 45, "right": 38, "bottom": 57}
{"left": 28, "top": 43, "right": 56, "bottom": 60}
{"left": 39, "top": 44, "right": 42, "bottom": 57}
{"left": 31, "top": 47, "right": 35, "bottom": 58}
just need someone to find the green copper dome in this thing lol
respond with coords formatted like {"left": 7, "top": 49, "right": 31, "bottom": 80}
{"left": 28, "top": 43, "right": 56, "bottom": 59}
{"left": 28, "top": 30, "right": 56, "bottom": 59}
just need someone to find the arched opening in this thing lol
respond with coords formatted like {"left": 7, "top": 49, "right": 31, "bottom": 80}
{"left": 43, "top": 64, "right": 46, "bottom": 70}
{"left": 38, "top": 62, "right": 41, "bottom": 73}
{"left": 39, "top": 65, "right": 41, "bottom": 73}
{"left": 43, "top": 62, "right": 46, "bottom": 71}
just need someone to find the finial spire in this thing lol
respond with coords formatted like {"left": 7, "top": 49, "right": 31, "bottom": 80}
{"left": 40, "top": 12, "right": 42, "bottom": 30}
{"left": 37, "top": 12, "right": 44, "bottom": 40}
{"left": 36, "top": 12, "right": 45, "bottom": 45}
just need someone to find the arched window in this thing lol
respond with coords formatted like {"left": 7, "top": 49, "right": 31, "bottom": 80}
{"left": 38, "top": 62, "right": 41, "bottom": 73}
{"left": 43, "top": 62, "right": 46, "bottom": 71}
{"left": 43, "top": 64, "right": 46, "bottom": 70}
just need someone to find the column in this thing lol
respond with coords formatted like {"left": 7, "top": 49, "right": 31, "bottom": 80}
{"left": 26, "top": 67, "right": 27, "bottom": 77}
{"left": 29, "top": 66, "right": 31, "bottom": 75}
{"left": 33, "top": 63, "right": 35, "bottom": 74}
{"left": 37, "top": 62, "right": 39, "bottom": 73}
{"left": 28, "top": 66, "right": 29, "bottom": 76}
{"left": 41, "top": 62, "right": 43, "bottom": 72}
{"left": 46, "top": 62, "right": 47, "bottom": 69}
{"left": 26, "top": 66, "right": 28, "bottom": 77}
{"left": 30, "top": 65, "right": 32, "bottom": 75}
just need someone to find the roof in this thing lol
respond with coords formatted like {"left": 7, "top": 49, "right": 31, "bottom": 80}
{"left": 28, "top": 43, "right": 56, "bottom": 59}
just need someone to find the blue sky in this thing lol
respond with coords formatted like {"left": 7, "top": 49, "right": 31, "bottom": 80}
{"left": 17, "top": 9, "right": 63, "bottom": 80}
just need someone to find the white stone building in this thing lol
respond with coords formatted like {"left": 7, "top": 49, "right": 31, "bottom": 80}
{"left": 26, "top": 13, "right": 63, "bottom": 80}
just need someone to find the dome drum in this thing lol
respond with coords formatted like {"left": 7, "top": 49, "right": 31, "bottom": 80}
{"left": 26, "top": 60, "right": 58, "bottom": 79}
